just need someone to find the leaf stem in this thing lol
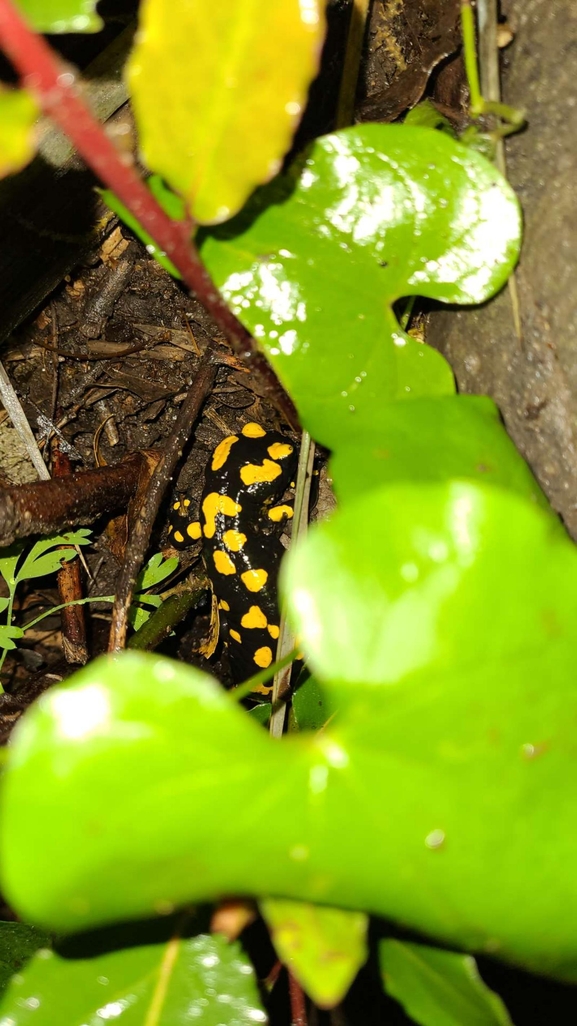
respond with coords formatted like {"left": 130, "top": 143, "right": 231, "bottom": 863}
{"left": 22, "top": 595, "right": 115, "bottom": 631}
{"left": 0, "top": 0, "right": 299, "bottom": 431}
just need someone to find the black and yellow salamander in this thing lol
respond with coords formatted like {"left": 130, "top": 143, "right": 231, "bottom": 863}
{"left": 168, "top": 422, "right": 297, "bottom": 686}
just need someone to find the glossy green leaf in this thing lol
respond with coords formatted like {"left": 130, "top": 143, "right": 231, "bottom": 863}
{"left": 0, "top": 88, "right": 38, "bottom": 179}
{"left": 282, "top": 480, "right": 570, "bottom": 686}
{"left": 200, "top": 125, "right": 521, "bottom": 444}
{"left": 0, "top": 922, "right": 51, "bottom": 996}
{"left": 380, "top": 940, "right": 513, "bottom": 1026}
{"left": 325, "top": 395, "right": 549, "bottom": 507}
{"left": 14, "top": 0, "right": 102, "bottom": 32}
{"left": 127, "top": 0, "right": 325, "bottom": 225}
{"left": 5, "top": 641, "right": 577, "bottom": 980}
{"left": 0, "top": 928, "right": 265, "bottom": 1025}
{"left": 261, "top": 899, "right": 367, "bottom": 1008}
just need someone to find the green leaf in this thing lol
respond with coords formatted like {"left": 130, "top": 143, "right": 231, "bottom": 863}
{"left": 380, "top": 940, "right": 513, "bottom": 1026}
{"left": 292, "top": 673, "right": 335, "bottom": 731}
{"left": 15, "top": 531, "right": 90, "bottom": 584}
{"left": 148, "top": 174, "right": 187, "bottom": 220}
{"left": 0, "top": 598, "right": 10, "bottom": 615}
{"left": 135, "top": 552, "right": 179, "bottom": 592}
{"left": 5, "top": 636, "right": 577, "bottom": 981}
{"left": 0, "top": 87, "right": 39, "bottom": 179}
{"left": 404, "top": 99, "right": 457, "bottom": 136}
{"left": 0, "top": 927, "right": 266, "bottom": 1025}
{"left": 14, "top": 0, "right": 103, "bottom": 32}
{"left": 248, "top": 703, "right": 270, "bottom": 727}
{"left": 127, "top": 605, "right": 152, "bottom": 632}
{"left": 98, "top": 187, "right": 183, "bottom": 279}
{"left": 0, "top": 625, "right": 24, "bottom": 651}
{"left": 0, "top": 922, "right": 51, "bottom": 996}
{"left": 200, "top": 125, "right": 521, "bottom": 445}
{"left": 0, "top": 543, "right": 25, "bottom": 590}
{"left": 126, "top": 0, "right": 326, "bottom": 224}
{"left": 261, "top": 899, "right": 368, "bottom": 1008}
{"left": 16, "top": 548, "right": 75, "bottom": 584}
{"left": 325, "top": 395, "right": 549, "bottom": 507}
{"left": 282, "top": 480, "right": 570, "bottom": 686}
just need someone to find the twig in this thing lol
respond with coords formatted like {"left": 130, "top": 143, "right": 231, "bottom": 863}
{"left": 108, "top": 357, "right": 216, "bottom": 652}
{"left": 52, "top": 446, "right": 88, "bottom": 665}
{"left": 288, "top": 972, "right": 308, "bottom": 1026}
{"left": 127, "top": 587, "right": 204, "bottom": 651}
{"left": 0, "top": 360, "right": 49, "bottom": 480}
{"left": 474, "top": 0, "right": 523, "bottom": 343}
{"left": 269, "top": 432, "right": 315, "bottom": 739}
{"left": 335, "top": 0, "right": 371, "bottom": 128}
{"left": 0, "top": 0, "right": 299, "bottom": 431}
{"left": 0, "top": 451, "right": 146, "bottom": 546}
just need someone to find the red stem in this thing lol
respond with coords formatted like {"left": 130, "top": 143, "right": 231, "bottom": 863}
{"left": 0, "top": 0, "right": 299, "bottom": 430}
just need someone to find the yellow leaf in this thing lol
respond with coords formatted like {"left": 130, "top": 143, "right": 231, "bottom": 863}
{"left": 127, "top": 0, "right": 326, "bottom": 225}
{"left": 0, "top": 88, "right": 39, "bottom": 178}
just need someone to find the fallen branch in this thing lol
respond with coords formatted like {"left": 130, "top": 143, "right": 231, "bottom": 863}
{"left": 108, "top": 356, "right": 217, "bottom": 652}
{"left": 0, "top": 451, "right": 147, "bottom": 546}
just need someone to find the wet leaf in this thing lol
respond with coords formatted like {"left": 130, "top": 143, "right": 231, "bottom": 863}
{"left": 0, "top": 88, "right": 38, "bottom": 179}
{"left": 261, "top": 899, "right": 367, "bottom": 1007}
{"left": 380, "top": 940, "right": 513, "bottom": 1026}
{"left": 127, "top": 0, "right": 326, "bottom": 224}
{"left": 200, "top": 125, "right": 521, "bottom": 445}
{"left": 0, "top": 929, "right": 265, "bottom": 1025}
{"left": 4, "top": 640, "right": 577, "bottom": 981}
{"left": 14, "top": 0, "right": 103, "bottom": 32}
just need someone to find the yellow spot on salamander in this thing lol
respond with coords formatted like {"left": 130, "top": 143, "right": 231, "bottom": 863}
{"left": 242, "top": 422, "right": 266, "bottom": 438}
{"left": 172, "top": 501, "right": 181, "bottom": 511}
{"left": 241, "top": 605, "right": 268, "bottom": 629}
{"left": 219, "top": 599, "right": 230, "bottom": 612}
{"left": 173, "top": 530, "right": 185, "bottom": 544}
{"left": 267, "top": 441, "right": 294, "bottom": 460}
{"left": 241, "top": 568, "right": 268, "bottom": 592}
{"left": 240, "top": 459, "right": 282, "bottom": 486}
{"left": 254, "top": 646, "right": 273, "bottom": 668}
{"left": 183, "top": 498, "right": 190, "bottom": 507}
{"left": 212, "top": 435, "right": 239, "bottom": 471}
{"left": 167, "top": 524, "right": 173, "bottom": 534}
{"left": 268, "top": 504, "right": 293, "bottom": 522}
{"left": 186, "top": 521, "right": 202, "bottom": 540}
{"left": 252, "top": 682, "right": 273, "bottom": 696}
{"left": 223, "top": 528, "right": 247, "bottom": 552}
{"left": 267, "top": 623, "right": 280, "bottom": 640}
{"left": 213, "top": 550, "right": 236, "bottom": 575}
{"left": 230, "top": 629, "right": 242, "bottom": 643}
{"left": 202, "top": 492, "right": 242, "bottom": 539}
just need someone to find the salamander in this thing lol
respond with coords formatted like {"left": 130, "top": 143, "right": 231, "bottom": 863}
{"left": 168, "top": 422, "right": 297, "bottom": 690}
